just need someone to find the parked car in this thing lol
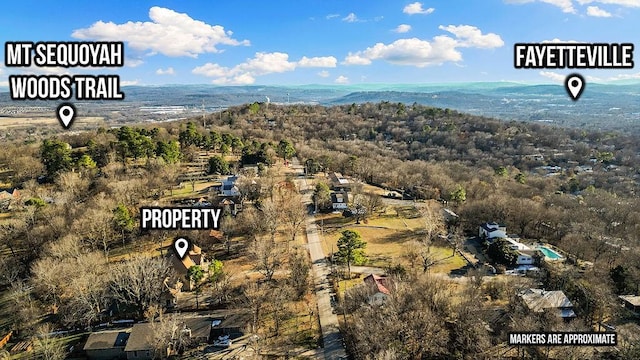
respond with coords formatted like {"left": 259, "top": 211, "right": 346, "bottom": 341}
{"left": 213, "top": 335, "right": 232, "bottom": 348}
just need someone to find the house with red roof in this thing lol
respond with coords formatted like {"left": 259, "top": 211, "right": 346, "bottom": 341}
{"left": 363, "top": 274, "right": 391, "bottom": 305}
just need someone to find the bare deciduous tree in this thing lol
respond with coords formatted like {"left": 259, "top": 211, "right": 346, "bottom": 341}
{"left": 251, "top": 237, "right": 282, "bottom": 282}
{"left": 110, "top": 256, "right": 172, "bottom": 319}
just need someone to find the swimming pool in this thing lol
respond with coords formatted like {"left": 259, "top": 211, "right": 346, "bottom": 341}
{"left": 537, "top": 246, "right": 563, "bottom": 260}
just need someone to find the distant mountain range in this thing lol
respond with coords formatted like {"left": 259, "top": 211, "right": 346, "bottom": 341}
{"left": 2, "top": 82, "right": 640, "bottom": 132}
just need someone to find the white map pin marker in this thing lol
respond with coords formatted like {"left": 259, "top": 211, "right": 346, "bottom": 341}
{"left": 173, "top": 237, "right": 191, "bottom": 259}
{"left": 56, "top": 103, "right": 76, "bottom": 129}
{"left": 565, "top": 74, "right": 585, "bottom": 101}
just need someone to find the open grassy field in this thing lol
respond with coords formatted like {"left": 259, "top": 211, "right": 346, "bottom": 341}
{"left": 319, "top": 213, "right": 466, "bottom": 274}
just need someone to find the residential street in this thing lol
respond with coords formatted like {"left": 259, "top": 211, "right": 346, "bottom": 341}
{"left": 292, "top": 160, "right": 347, "bottom": 360}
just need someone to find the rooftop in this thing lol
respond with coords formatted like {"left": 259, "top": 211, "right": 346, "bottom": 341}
{"left": 620, "top": 295, "right": 640, "bottom": 307}
{"left": 364, "top": 274, "right": 390, "bottom": 295}
{"left": 83, "top": 331, "right": 129, "bottom": 351}
{"left": 520, "top": 289, "right": 575, "bottom": 318}
{"left": 124, "top": 323, "right": 154, "bottom": 352}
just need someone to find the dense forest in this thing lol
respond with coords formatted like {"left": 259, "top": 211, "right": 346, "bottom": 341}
{"left": 0, "top": 101, "right": 639, "bottom": 359}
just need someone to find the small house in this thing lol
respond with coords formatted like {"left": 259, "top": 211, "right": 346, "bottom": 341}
{"left": 220, "top": 198, "right": 239, "bottom": 215}
{"left": 328, "top": 172, "right": 350, "bottom": 191}
{"left": 84, "top": 331, "right": 129, "bottom": 360}
{"left": 331, "top": 192, "right": 349, "bottom": 210}
{"left": 619, "top": 295, "right": 640, "bottom": 314}
{"left": 519, "top": 289, "right": 576, "bottom": 320}
{"left": 516, "top": 250, "right": 536, "bottom": 265}
{"left": 479, "top": 222, "right": 507, "bottom": 241}
{"left": 124, "top": 324, "right": 155, "bottom": 360}
{"left": 363, "top": 274, "right": 391, "bottom": 306}
{"left": 220, "top": 175, "right": 241, "bottom": 197}
{"left": 0, "top": 188, "right": 20, "bottom": 210}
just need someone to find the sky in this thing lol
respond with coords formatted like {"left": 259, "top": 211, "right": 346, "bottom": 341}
{"left": 1, "top": 0, "right": 640, "bottom": 86}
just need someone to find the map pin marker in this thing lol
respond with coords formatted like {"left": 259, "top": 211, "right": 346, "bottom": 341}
{"left": 173, "top": 237, "right": 191, "bottom": 259}
{"left": 56, "top": 103, "right": 76, "bottom": 129}
{"left": 565, "top": 74, "right": 585, "bottom": 101}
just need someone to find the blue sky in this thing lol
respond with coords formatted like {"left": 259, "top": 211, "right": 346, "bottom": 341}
{"left": 1, "top": 0, "right": 640, "bottom": 86}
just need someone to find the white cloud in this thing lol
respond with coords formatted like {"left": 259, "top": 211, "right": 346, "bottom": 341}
{"left": 298, "top": 56, "right": 338, "bottom": 68}
{"left": 125, "top": 58, "right": 144, "bottom": 68}
{"left": 539, "top": 70, "right": 567, "bottom": 82}
{"left": 343, "top": 53, "right": 373, "bottom": 65}
{"left": 318, "top": 70, "right": 330, "bottom": 78}
{"left": 577, "top": 0, "right": 640, "bottom": 7}
{"left": 212, "top": 73, "right": 255, "bottom": 85}
{"left": 607, "top": 72, "right": 640, "bottom": 80}
{"left": 342, "top": 13, "right": 359, "bottom": 22}
{"left": 121, "top": 80, "right": 140, "bottom": 86}
{"left": 335, "top": 75, "right": 349, "bottom": 84}
{"left": 439, "top": 25, "right": 504, "bottom": 48}
{"left": 504, "top": 0, "right": 576, "bottom": 13}
{"left": 193, "top": 52, "right": 336, "bottom": 84}
{"left": 343, "top": 25, "right": 503, "bottom": 67}
{"left": 192, "top": 63, "right": 228, "bottom": 77}
{"left": 542, "top": 38, "right": 579, "bottom": 43}
{"left": 586, "top": 5, "right": 614, "bottom": 15}
{"left": 344, "top": 37, "right": 462, "bottom": 67}
{"left": 236, "top": 52, "right": 296, "bottom": 75}
{"left": 403, "top": 2, "right": 435, "bottom": 15}
{"left": 72, "top": 6, "right": 249, "bottom": 57}
{"left": 326, "top": 14, "right": 340, "bottom": 19}
{"left": 156, "top": 67, "right": 175, "bottom": 75}
{"left": 393, "top": 24, "right": 412, "bottom": 33}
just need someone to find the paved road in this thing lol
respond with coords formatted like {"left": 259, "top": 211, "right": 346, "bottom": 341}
{"left": 292, "top": 162, "right": 347, "bottom": 360}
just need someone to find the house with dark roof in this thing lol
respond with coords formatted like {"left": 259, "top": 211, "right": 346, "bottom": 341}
{"left": 124, "top": 323, "right": 155, "bottom": 360}
{"left": 331, "top": 192, "right": 349, "bottom": 210}
{"left": 328, "top": 172, "right": 350, "bottom": 190}
{"left": 83, "top": 331, "right": 129, "bottom": 360}
{"left": 363, "top": 274, "right": 391, "bottom": 305}
{"left": 220, "top": 198, "right": 240, "bottom": 215}
{"left": 519, "top": 289, "right": 576, "bottom": 320}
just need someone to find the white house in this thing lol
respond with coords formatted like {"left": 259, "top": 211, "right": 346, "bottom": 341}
{"left": 331, "top": 192, "right": 349, "bottom": 210}
{"left": 479, "top": 222, "right": 507, "bottom": 240}
{"left": 220, "top": 175, "right": 241, "bottom": 197}
{"left": 516, "top": 251, "right": 535, "bottom": 265}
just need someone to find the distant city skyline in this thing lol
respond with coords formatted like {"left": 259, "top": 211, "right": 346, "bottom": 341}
{"left": 2, "top": 0, "right": 640, "bottom": 87}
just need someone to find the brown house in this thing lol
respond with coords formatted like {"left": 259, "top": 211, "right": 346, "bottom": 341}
{"left": 170, "top": 244, "right": 209, "bottom": 291}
